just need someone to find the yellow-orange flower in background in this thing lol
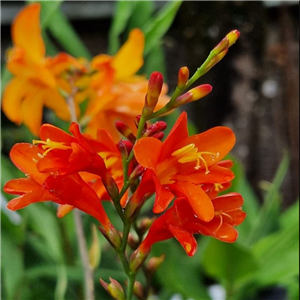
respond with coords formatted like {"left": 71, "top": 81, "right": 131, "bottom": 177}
{"left": 80, "top": 29, "right": 170, "bottom": 141}
{"left": 1, "top": 4, "right": 84, "bottom": 135}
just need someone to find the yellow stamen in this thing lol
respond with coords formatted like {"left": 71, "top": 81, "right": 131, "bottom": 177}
{"left": 214, "top": 183, "right": 224, "bottom": 192}
{"left": 172, "top": 143, "right": 220, "bottom": 174}
{"left": 33, "top": 138, "right": 71, "bottom": 156}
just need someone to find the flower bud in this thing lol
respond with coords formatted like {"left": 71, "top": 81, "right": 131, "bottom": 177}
{"left": 143, "top": 72, "right": 164, "bottom": 116}
{"left": 212, "top": 37, "right": 229, "bottom": 56}
{"left": 89, "top": 224, "right": 101, "bottom": 270}
{"left": 99, "top": 224, "right": 122, "bottom": 249}
{"left": 146, "top": 254, "right": 165, "bottom": 276}
{"left": 130, "top": 247, "right": 150, "bottom": 272}
{"left": 174, "top": 84, "right": 212, "bottom": 107}
{"left": 204, "top": 49, "right": 228, "bottom": 73}
{"left": 100, "top": 277, "right": 125, "bottom": 300}
{"left": 177, "top": 66, "right": 189, "bottom": 88}
{"left": 137, "top": 217, "right": 155, "bottom": 235}
{"left": 115, "top": 121, "right": 136, "bottom": 143}
{"left": 152, "top": 132, "right": 164, "bottom": 141}
{"left": 143, "top": 121, "right": 167, "bottom": 137}
{"left": 133, "top": 281, "right": 144, "bottom": 300}
{"left": 129, "top": 164, "right": 145, "bottom": 183}
{"left": 128, "top": 233, "right": 139, "bottom": 250}
{"left": 226, "top": 29, "right": 240, "bottom": 47}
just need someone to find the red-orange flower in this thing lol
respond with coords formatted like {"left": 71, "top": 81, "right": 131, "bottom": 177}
{"left": 4, "top": 143, "right": 111, "bottom": 230}
{"left": 135, "top": 193, "right": 246, "bottom": 258}
{"left": 133, "top": 112, "right": 236, "bottom": 222}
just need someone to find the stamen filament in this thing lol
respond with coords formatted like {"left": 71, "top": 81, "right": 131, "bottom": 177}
{"left": 33, "top": 138, "right": 71, "bottom": 156}
{"left": 172, "top": 143, "right": 220, "bottom": 174}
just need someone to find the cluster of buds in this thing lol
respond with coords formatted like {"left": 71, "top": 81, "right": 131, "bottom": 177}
{"left": 3, "top": 4, "right": 244, "bottom": 299}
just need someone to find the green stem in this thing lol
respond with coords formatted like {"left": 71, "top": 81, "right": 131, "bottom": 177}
{"left": 65, "top": 83, "right": 95, "bottom": 300}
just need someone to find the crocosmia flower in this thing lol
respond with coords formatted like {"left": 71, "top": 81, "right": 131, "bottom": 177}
{"left": 3, "top": 143, "right": 112, "bottom": 230}
{"left": 1, "top": 4, "right": 84, "bottom": 135}
{"left": 133, "top": 112, "right": 236, "bottom": 222}
{"left": 134, "top": 193, "right": 246, "bottom": 259}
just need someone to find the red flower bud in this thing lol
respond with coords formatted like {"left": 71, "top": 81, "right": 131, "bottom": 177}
{"left": 144, "top": 121, "right": 167, "bottom": 137}
{"left": 177, "top": 66, "right": 189, "bottom": 88}
{"left": 151, "top": 132, "right": 164, "bottom": 140}
{"left": 143, "top": 72, "right": 164, "bottom": 116}
{"left": 115, "top": 121, "right": 136, "bottom": 143}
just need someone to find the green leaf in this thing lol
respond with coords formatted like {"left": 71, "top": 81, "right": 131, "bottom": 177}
{"left": 202, "top": 239, "right": 260, "bottom": 296}
{"left": 280, "top": 199, "right": 299, "bottom": 230}
{"left": 1, "top": 233, "right": 24, "bottom": 300}
{"left": 247, "top": 152, "right": 290, "bottom": 245}
{"left": 142, "top": 1, "right": 182, "bottom": 56}
{"left": 47, "top": 9, "right": 92, "bottom": 59}
{"left": 108, "top": 1, "right": 135, "bottom": 55}
{"left": 127, "top": 1, "right": 155, "bottom": 31}
{"left": 152, "top": 240, "right": 210, "bottom": 299}
{"left": 25, "top": 204, "right": 65, "bottom": 263}
{"left": 252, "top": 224, "right": 299, "bottom": 286}
{"left": 143, "top": 43, "right": 166, "bottom": 77}
{"left": 25, "top": 0, "right": 63, "bottom": 28}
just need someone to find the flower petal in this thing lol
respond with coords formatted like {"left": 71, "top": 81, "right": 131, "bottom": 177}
{"left": 12, "top": 3, "right": 45, "bottom": 63}
{"left": 4, "top": 178, "right": 40, "bottom": 195}
{"left": 39, "top": 123, "right": 76, "bottom": 143}
{"left": 184, "top": 126, "right": 236, "bottom": 165}
{"left": 212, "top": 192, "right": 244, "bottom": 211}
{"left": 112, "top": 29, "right": 144, "bottom": 80}
{"left": 174, "top": 182, "right": 214, "bottom": 222}
{"left": 21, "top": 87, "right": 44, "bottom": 136}
{"left": 7, "top": 187, "right": 57, "bottom": 211}
{"left": 10, "top": 143, "right": 48, "bottom": 184}
{"left": 2, "top": 77, "right": 28, "bottom": 124}
{"left": 167, "top": 224, "right": 197, "bottom": 256}
{"left": 134, "top": 137, "right": 162, "bottom": 169}
{"left": 160, "top": 112, "right": 189, "bottom": 161}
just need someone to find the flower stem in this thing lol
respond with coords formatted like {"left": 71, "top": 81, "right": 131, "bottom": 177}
{"left": 65, "top": 82, "right": 95, "bottom": 300}
{"left": 74, "top": 210, "right": 95, "bottom": 300}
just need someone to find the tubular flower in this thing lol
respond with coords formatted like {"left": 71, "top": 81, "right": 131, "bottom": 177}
{"left": 135, "top": 193, "right": 246, "bottom": 259}
{"left": 81, "top": 29, "right": 170, "bottom": 141}
{"left": 1, "top": 4, "right": 84, "bottom": 135}
{"left": 3, "top": 143, "right": 112, "bottom": 230}
{"left": 133, "top": 112, "right": 236, "bottom": 222}
{"left": 31, "top": 122, "right": 124, "bottom": 200}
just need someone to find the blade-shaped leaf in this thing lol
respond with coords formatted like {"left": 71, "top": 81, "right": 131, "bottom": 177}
{"left": 142, "top": 1, "right": 182, "bottom": 56}
{"left": 47, "top": 9, "right": 92, "bottom": 59}
{"left": 108, "top": 1, "right": 135, "bottom": 55}
{"left": 247, "top": 152, "right": 290, "bottom": 245}
{"left": 1, "top": 233, "right": 24, "bottom": 300}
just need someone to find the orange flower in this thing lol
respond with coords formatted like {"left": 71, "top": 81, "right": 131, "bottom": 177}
{"left": 2, "top": 4, "right": 66, "bottom": 135}
{"left": 4, "top": 143, "right": 112, "bottom": 230}
{"left": 133, "top": 112, "right": 236, "bottom": 222}
{"left": 134, "top": 193, "right": 246, "bottom": 259}
{"left": 1, "top": 4, "right": 86, "bottom": 135}
{"left": 81, "top": 29, "right": 170, "bottom": 140}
